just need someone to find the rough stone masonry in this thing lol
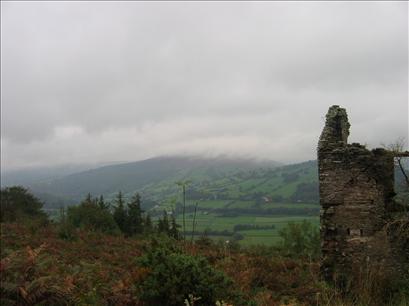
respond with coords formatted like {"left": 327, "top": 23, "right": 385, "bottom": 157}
{"left": 318, "top": 105, "right": 408, "bottom": 283}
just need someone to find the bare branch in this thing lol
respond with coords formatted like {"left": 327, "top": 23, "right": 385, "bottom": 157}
{"left": 382, "top": 138, "right": 409, "bottom": 188}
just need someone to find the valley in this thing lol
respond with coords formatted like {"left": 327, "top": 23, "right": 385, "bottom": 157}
{"left": 4, "top": 156, "right": 320, "bottom": 246}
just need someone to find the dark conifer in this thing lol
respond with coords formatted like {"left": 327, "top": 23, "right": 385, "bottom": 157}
{"left": 127, "top": 193, "right": 144, "bottom": 235}
{"left": 144, "top": 213, "right": 153, "bottom": 233}
{"left": 98, "top": 195, "right": 109, "bottom": 210}
{"left": 113, "top": 191, "right": 127, "bottom": 233}
{"left": 158, "top": 210, "right": 170, "bottom": 234}
{"left": 169, "top": 213, "right": 180, "bottom": 240}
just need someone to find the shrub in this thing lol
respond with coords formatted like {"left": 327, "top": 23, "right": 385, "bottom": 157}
{"left": 136, "top": 247, "right": 234, "bottom": 306}
{"left": 67, "top": 201, "right": 119, "bottom": 234}
{"left": 0, "top": 186, "right": 47, "bottom": 223}
{"left": 1, "top": 243, "right": 74, "bottom": 305}
{"left": 278, "top": 220, "right": 320, "bottom": 259}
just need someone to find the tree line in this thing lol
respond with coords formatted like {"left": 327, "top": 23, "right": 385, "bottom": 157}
{"left": 60, "top": 191, "right": 181, "bottom": 239}
{"left": 1, "top": 186, "right": 180, "bottom": 240}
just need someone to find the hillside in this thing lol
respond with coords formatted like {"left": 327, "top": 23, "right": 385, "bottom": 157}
{"left": 16, "top": 156, "right": 319, "bottom": 245}
{"left": 4, "top": 156, "right": 406, "bottom": 245}
{"left": 25, "top": 156, "right": 282, "bottom": 206}
{"left": 23, "top": 156, "right": 319, "bottom": 211}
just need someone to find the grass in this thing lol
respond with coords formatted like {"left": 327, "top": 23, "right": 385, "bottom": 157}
{"left": 261, "top": 202, "right": 319, "bottom": 209}
{"left": 195, "top": 200, "right": 229, "bottom": 209}
{"left": 186, "top": 200, "right": 318, "bottom": 211}
{"left": 271, "top": 182, "right": 299, "bottom": 197}
{"left": 227, "top": 201, "right": 255, "bottom": 209}
{"left": 176, "top": 214, "right": 319, "bottom": 245}
{"left": 235, "top": 227, "right": 283, "bottom": 245}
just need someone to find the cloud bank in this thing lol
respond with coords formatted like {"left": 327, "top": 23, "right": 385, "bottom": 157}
{"left": 1, "top": 1, "right": 408, "bottom": 170}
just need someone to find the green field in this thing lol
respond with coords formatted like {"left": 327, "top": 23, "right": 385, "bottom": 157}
{"left": 154, "top": 199, "right": 319, "bottom": 212}
{"left": 195, "top": 200, "right": 229, "bottom": 209}
{"left": 239, "top": 229, "right": 282, "bottom": 245}
{"left": 176, "top": 213, "right": 319, "bottom": 246}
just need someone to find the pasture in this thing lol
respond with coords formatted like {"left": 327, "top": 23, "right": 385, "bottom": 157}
{"left": 176, "top": 213, "right": 319, "bottom": 246}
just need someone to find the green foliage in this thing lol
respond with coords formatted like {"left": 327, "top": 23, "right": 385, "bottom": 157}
{"left": 157, "top": 211, "right": 181, "bottom": 240}
{"left": 57, "top": 207, "right": 77, "bottom": 240}
{"left": 112, "top": 191, "right": 127, "bottom": 233}
{"left": 278, "top": 220, "right": 320, "bottom": 258}
{"left": 232, "top": 232, "right": 244, "bottom": 241}
{"left": 290, "top": 182, "right": 319, "bottom": 203}
{"left": 126, "top": 193, "right": 144, "bottom": 235}
{"left": 233, "top": 224, "right": 275, "bottom": 231}
{"left": 136, "top": 247, "right": 234, "bottom": 306}
{"left": 67, "top": 197, "right": 119, "bottom": 234}
{"left": 97, "top": 195, "right": 109, "bottom": 210}
{"left": 157, "top": 210, "right": 170, "bottom": 235}
{"left": 144, "top": 213, "right": 153, "bottom": 233}
{"left": 281, "top": 172, "right": 300, "bottom": 183}
{"left": 0, "top": 186, "right": 48, "bottom": 223}
{"left": 61, "top": 191, "right": 169, "bottom": 237}
{"left": 169, "top": 213, "right": 181, "bottom": 240}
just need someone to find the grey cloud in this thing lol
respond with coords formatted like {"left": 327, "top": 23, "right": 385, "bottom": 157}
{"left": 1, "top": 1, "right": 407, "bottom": 170}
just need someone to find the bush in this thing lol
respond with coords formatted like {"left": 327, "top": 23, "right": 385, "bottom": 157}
{"left": 67, "top": 201, "right": 119, "bottom": 234}
{"left": 0, "top": 243, "right": 74, "bottom": 305}
{"left": 136, "top": 247, "right": 234, "bottom": 305}
{"left": 278, "top": 220, "right": 320, "bottom": 259}
{"left": 0, "top": 186, "right": 48, "bottom": 223}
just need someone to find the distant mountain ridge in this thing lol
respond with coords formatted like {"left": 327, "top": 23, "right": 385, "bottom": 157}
{"left": 1, "top": 161, "right": 128, "bottom": 187}
{"left": 21, "top": 155, "right": 282, "bottom": 206}
{"left": 10, "top": 156, "right": 404, "bottom": 211}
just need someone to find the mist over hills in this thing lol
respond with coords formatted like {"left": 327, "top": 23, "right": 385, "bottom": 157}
{"left": 0, "top": 161, "right": 127, "bottom": 187}
{"left": 6, "top": 154, "right": 406, "bottom": 215}
{"left": 3, "top": 156, "right": 282, "bottom": 206}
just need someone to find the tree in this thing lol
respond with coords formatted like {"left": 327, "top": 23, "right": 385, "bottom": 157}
{"left": 127, "top": 193, "right": 144, "bottom": 235}
{"left": 85, "top": 193, "right": 92, "bottom": 203}
{"left": 67, "top": 195, "right": 118, "bottom": 234}
{"left": 169, "top": 213, "right": 181, "bottom": 240}
{"left": 0, "top": 186, "right": 47, "bottom": 222}
{"left": 144, "top": 213, "right": 153, "bottom": 233}
{"left": 157, "top": 210, "right": 170, "bottom": 235}
{"left": 278, "top": 220, "right": 320, "bottom": 259}
{"left": 190, "top": 202, "right": 198, "bottom": 243}
{"left": 383, "top": 138, "right": 409, "bottom": 189}
{"left": 176, "top": 180, "right": 191, "bottom": 241}
{"left": 97, "top": 195, "right": 109, "bottom": 210}
{"left": 113, "top": 191, "right": 127, "bottom": 233}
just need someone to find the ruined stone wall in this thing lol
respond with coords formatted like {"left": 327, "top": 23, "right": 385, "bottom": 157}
{"left": 318, "top": 105, "right": 405, "bottom": 282}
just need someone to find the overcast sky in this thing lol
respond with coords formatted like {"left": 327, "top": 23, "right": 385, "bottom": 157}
{"left": 1, "top": 1, "right": 408, "bottom": 171}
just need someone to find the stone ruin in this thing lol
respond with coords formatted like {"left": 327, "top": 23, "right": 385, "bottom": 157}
{"left": 318, "top": 105, "right": 408, "bottom": 283}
